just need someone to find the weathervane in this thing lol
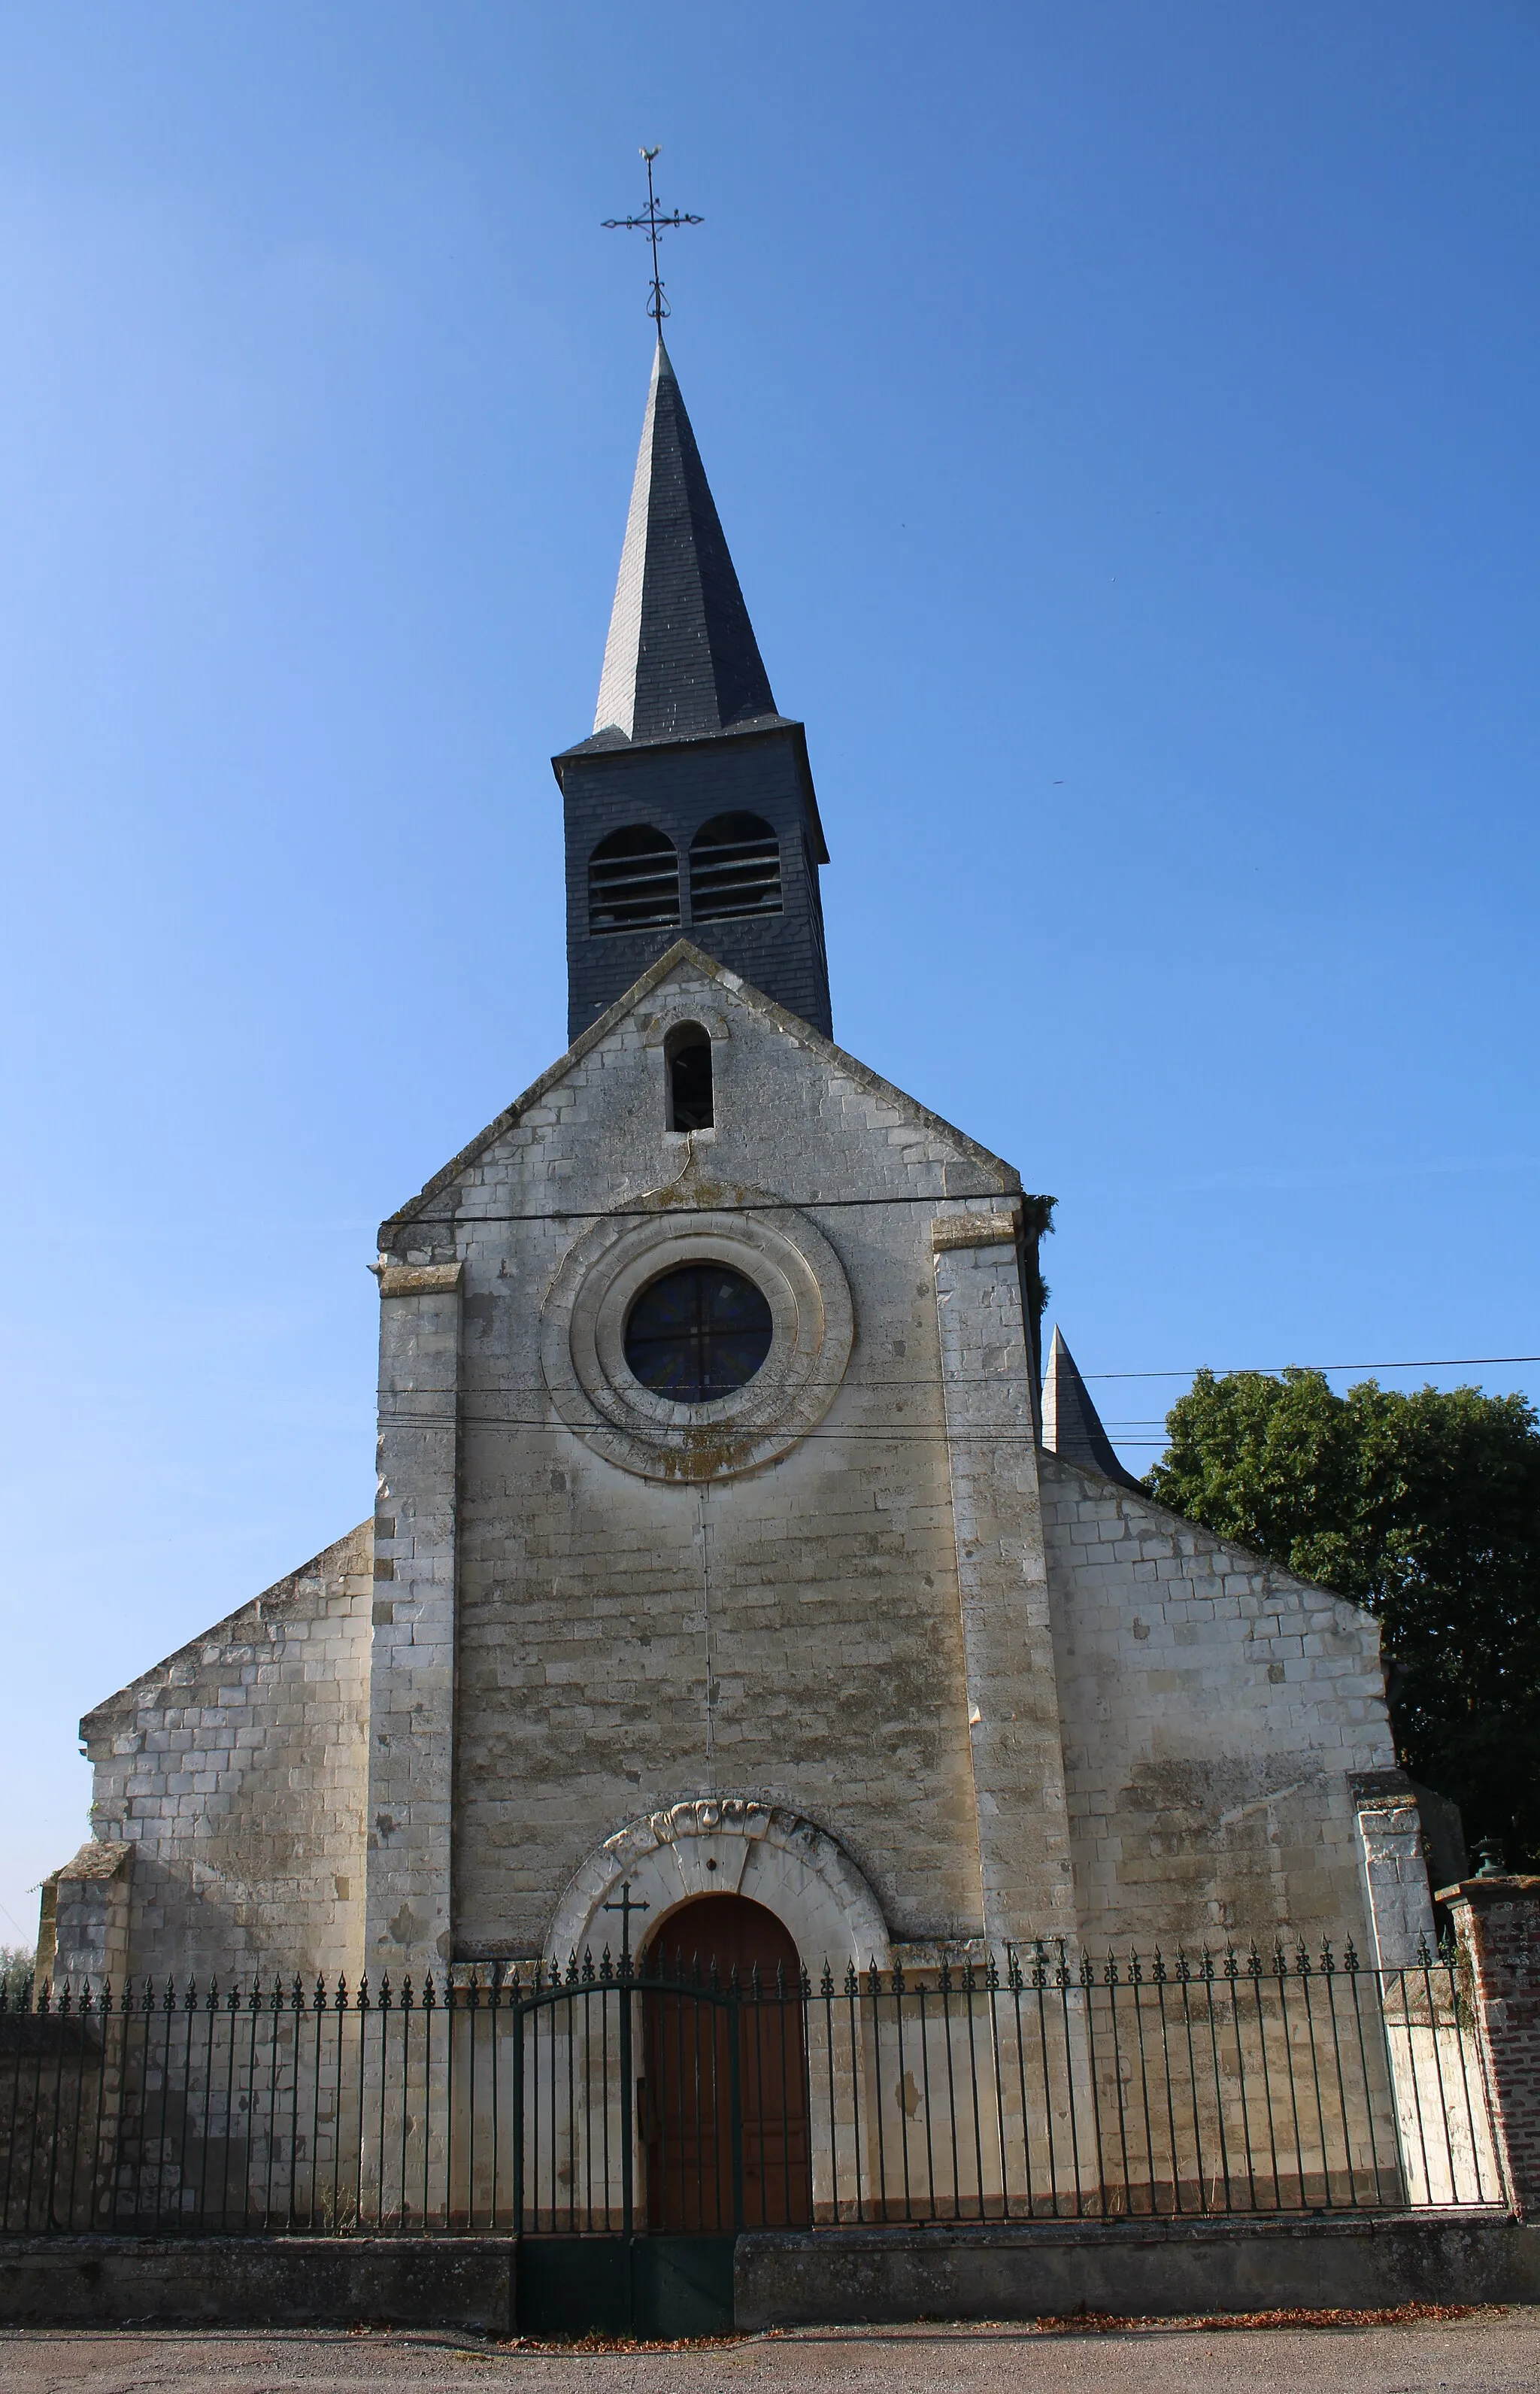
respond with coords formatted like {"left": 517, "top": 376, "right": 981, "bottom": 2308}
{"left": 602, "top": 147, "right": 702, "bottom": 330}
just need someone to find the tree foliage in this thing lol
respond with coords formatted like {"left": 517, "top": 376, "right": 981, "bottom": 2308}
{"left": 1144, "top": 1370, "right": 1540, "bottom": 1869}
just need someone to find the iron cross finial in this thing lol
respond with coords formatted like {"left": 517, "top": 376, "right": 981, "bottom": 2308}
{"left": 602, "top": 146, "right": 703, "bottom": 331}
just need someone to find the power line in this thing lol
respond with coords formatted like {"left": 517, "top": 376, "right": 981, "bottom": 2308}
{"left": 365, "top": 1359, "right": 1539, "bottom": 1401}
{"left": 1083, "top": 1355, "right": 1540, "bottom": 1379}
{"left": 385, "top": 1191, "right": 1032, "bottom": 1227}
{"left": 380, "top": 1412, "right": 1118, "bottom": 1446}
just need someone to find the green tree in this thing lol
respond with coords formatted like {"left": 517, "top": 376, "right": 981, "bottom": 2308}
{"left": 1144, "top": 1370, "right": 1540, "bottom": 1870}
{"left": 0, "top": 1943, "right": 34, "bottom": 1992}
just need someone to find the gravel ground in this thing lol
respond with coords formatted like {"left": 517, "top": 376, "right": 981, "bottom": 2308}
{"left": 2, "top": 2314, "right": 1538, "bottom": 2394}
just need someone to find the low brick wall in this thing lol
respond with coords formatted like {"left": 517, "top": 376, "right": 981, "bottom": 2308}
{"left": 0, "top": 2237, "right": 513, "bottom": 2332}
{"left": 735, "top": 2213, "right": 1540, "bottom": 2329}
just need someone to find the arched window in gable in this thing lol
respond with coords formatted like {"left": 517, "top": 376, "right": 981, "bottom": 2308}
{"left": 664, "top": 1021, "right": 714, "bottom": 1131}
{"left": 689, "top": 813, "right": 782, "bottom": 923}
{"left": 588, "top": 825, "right": 681, "bottom": 936}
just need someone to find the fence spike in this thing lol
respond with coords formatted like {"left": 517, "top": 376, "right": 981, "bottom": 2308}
{"left": 5, "top": 1933, "right": 1498, "bottom": 2235}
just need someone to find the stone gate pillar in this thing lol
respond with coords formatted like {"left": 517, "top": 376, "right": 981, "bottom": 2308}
{"left": 1351, "top": 1771, "right": 1438, "bottom": 1967}
{"left": 1438, "top": 1870, "right": 1540, "bottom": 2216}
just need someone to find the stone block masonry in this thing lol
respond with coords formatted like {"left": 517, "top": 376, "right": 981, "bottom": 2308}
{"left": 435, "top": 956, "right": 1012, "bottom": 1961}
{"left": 733, "top": 2214, "right": 1540, "bottom": 2330}
{"left": 932, "top": 1206, "right": 1074, "bottom": 1943}
{"left": 1042, "top": 1454, "right": 1396, "bottom": 1953}
{"left": 2, "top": 2216, "right": 1537, "bottom": 2332}
{"left": 0, "top": 2237, "right": 514, "bottom": 2332}
{"left": 55, "top": 946, "right": 1413, "bottom": 1999}
{"left": 74, "top": 1525, "right": 373, "bottom": 1983}
{"left": 365, "top": 1261, "right": 464, "bottom": 1978}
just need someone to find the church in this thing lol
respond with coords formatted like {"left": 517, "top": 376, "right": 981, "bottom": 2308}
{"left": 39, "top": 336, "right": 1432, "bottom": 2002}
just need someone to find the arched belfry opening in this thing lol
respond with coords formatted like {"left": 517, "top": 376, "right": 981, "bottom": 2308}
{"left": 641, "top": 1893, "right": 812, "bottom": 2232}
{"left": 587, "top": 824, "right": 680, "bottom": 936}
{"left": 690, "top": 813, "right": 782, "bottom": 922}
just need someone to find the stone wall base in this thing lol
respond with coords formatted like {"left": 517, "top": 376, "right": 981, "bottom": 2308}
{"left": 0, "top": 2237, "right": 512, "bottom": 2332}
{"left": 735, "top": 2212, "right": 1540, "bottom": 2330}
{"left": 3, "top": 2215, "right": 1538, "bottom": 2335}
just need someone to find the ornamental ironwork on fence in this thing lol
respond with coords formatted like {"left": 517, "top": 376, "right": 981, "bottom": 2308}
{"left": 0, "top": 1938, "right": 1503, "bottom": 2238}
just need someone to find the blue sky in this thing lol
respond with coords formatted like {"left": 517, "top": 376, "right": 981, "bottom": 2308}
{"left": 2, "top": 2, "right": 1537, "bottom": 1946}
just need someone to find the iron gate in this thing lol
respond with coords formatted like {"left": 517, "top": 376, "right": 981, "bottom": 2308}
{"left": 1, "top": 1937, "right": 1506, "bottom": 2335}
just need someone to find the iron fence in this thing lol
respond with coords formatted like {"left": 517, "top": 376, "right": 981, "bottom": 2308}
{"left": 0, "top": 1937, "right": 1503, "bottom": 2238}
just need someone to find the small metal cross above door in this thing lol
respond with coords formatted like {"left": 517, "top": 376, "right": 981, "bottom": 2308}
{"left": 602, "top": 1879, "right": 650, "bottom": 1966}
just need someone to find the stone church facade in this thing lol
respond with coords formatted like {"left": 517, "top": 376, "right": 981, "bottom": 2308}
{"left": 41, "top": 339, "right": 1432, "bottom": 2000}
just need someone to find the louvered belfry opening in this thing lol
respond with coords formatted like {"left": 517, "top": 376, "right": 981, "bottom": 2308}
{"left": 690, "top": 812, "right": 782, "bottom": 924}
{"left": 588, "top": 824, "right": 681, "bottom": 936}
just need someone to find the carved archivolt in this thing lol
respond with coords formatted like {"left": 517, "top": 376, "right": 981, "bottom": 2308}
{"left": 545, "top": 1798, "right": 891, "bottom": 1975}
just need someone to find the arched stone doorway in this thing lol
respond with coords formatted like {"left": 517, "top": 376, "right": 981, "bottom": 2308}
{"left": 544, "top": 1798, "right": 893, "bottom": 1976}
{"left": 641, "top": 1892, "right": 812, "bottom": 2231}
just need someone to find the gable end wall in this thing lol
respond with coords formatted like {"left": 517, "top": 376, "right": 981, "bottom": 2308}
{"left": 80, "top": 1523, "right": 374, "bottom": 1980}
{"left": 1042, "top": 1458, "right": 1396, "bottom": 1953}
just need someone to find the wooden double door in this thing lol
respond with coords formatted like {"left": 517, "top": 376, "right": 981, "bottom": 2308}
{"left": 640, "top": 1894, "right": 813, "bottom": 2232}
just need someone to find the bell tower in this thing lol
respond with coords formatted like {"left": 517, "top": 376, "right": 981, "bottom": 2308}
{"left": 552, "top": 338, "right": 832, "bottom": 1042}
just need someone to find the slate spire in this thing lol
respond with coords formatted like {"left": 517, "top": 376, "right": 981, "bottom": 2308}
{"left": 593, "top": 336, "right": 778, "bottom": 744}
{"left": 555, "top": 335, "right": 831, "bottom": 1042}
{"left": 1041, "top": 1327, "right": 1144, "bottom": 1493}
